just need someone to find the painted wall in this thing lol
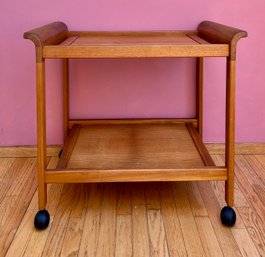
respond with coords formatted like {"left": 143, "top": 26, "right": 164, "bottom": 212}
{"left": 0, "top": 0, "right": 264, "bottom": 145}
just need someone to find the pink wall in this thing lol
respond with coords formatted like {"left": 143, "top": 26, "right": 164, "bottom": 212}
{"left": 0, "top": 0, "right": 264, "bottom": 145}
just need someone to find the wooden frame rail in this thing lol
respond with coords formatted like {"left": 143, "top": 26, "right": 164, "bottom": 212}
{"left": 45, "top": 167, "right": 227, "bottom": 183}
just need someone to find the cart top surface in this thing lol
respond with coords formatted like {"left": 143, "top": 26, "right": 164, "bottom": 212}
{"left": 61, "top": 31, "right": 207, "bottom": 46}
{"left": 43, "top": 31, "right": 229, "bottom": 58}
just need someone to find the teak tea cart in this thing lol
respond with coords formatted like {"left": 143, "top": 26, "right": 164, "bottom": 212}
{"left": 24, "top": 21, "right": 247, "bottom": 229}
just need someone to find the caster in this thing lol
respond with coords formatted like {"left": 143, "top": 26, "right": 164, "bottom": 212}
{"left": 220, "top": 206, "right": 236, "bottom": 227}
{"left": 59, "top": 148, "right": 63, "bottom": 158}
{"left": 34, "top": 210, "right": 50, "bottom": 230}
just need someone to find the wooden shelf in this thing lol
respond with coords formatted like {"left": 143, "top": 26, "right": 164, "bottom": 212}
{"left": 45, "top": 122, "right": 227, "bottom": 183}
{"left": 43, "top": 31, "right": 229, "bottom": 58}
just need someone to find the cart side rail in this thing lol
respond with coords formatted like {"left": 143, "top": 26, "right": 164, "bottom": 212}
{"left": 198, "top": 21, "right": 247, "bottom": 59}
{"left": 24, "top": 21, "right": 68, "bottom": 61}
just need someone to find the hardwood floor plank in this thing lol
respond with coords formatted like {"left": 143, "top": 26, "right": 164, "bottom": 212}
{"left": 132, "top": 183, "right": 150, "bottom": 257}
{"left": 5, "top": 157, "right": 63, "bottom": 257}
{"left": 116, "top": 183, "right": 132, "bottom": 215}
{"left": 186, "top": 181, "right": 208, "bottom": 217}
{"left": 145, "top": 182, "right": 170, "bottom": 256}
{"left": 158, "top": 183, "right": 187, "bottom": 257}
{"left": 60, "top": 184, "right": 90, "bottom": 257}
{"left": 171, "top": 182, "right": 206, "bottom": 257}
{"left": 147, "top": 209, "right": 170, "bottom": 257}
{"left": 115, "top": 214, "right": 132, "bottom": 257}
{"left": 41, "top": 184, "right": 77, "bottom": 256}
{"left": 197, "top": 181, "right": 242, "bottom": 257}
{"left": 254, "top": 154, "right": 265, "bottom": 185}
{"left": 0, "top": 158, "right": 37, "bottom": 257}
{"left": 78, "top": 184, "right": 103, "bottom": 257}
{"left": 237, "top": 207, "right": 265, "bottom": 257}
{"left": 95, "top": 184, "right": 117, "bottom": 257}
{"left": 235, "top": 155, "right": 265, "bottom": 204}
{"left": 232, "top": 229, "right": 260, "bottom": 257}
{"left": 230, "top": 158, "right": 265, "bottom": 227}
{"left": 0, "top": 158, "right": 30, "bottom": 204}
{"left": 1, "top": 152, "right": 265, "bottom": 257}
{"left": 22, "top": 186, "right": 63, "bottom": 257}
{"left": 210, "top": 156, "right": 248, "bottom": 229}
{"left": 145, "top": 182, "right": 161, "bottom": 210}
{"left": 195, "top": 217, "right": 224, "bottom": 257}
{"left": 0, "top": 158, "right": 15, "bottom": 182}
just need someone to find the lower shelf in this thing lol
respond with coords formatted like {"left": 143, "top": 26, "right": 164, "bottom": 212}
{"left": 71, "top": 123, "right": 206, "bottom": 169}
{"left": 45, "top": 122, "right": 227, "bottom": 183}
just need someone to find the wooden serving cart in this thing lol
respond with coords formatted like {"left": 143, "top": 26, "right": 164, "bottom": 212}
{"left": 24, "top": 21, "right": 247, "bottom": 229}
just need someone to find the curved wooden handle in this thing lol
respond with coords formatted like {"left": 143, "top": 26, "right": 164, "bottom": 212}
{"left": 198, "top": 21, "right": 247, "bottom": 59}
{"left": 24, "top": 21, "right": 68, "bottom": 46}
{"left": 24, "top": 21, "right": 68, "bottom": 61}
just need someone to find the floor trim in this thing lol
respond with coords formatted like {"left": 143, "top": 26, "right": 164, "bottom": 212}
{"left": 206, "top": 143, "right": 265, "bottom": 155}
{"left": 0, "top": 146, "right": 61, "bottom": 158}
{"left": 0, "top": 143, "right": 265, "bottom": 158}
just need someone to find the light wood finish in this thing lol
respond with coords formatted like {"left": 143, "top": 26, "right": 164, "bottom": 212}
{"left": 43, "top": 44, "right": 229, "bottom": 58}
{"left": 186, "top": 123, "right": 215, "bottom": 166}
{"left": 46, "top": 123, "right": 228, "bottom": 183}
{"left": 187, "top": 181, "right": 208, "bottom": 217}
{"left": 2, "top": 155, "right": 265, "bottom": 257}
{"left": 195, "top": 217, "right": 223, "bottom": 257}
{"left": 70, "top": 31, "right": 198, "bottom": 45}
{"left": 23, "top": 21, "right": 247, "bottom": 215}
{"left": 41, "top": 30, "right": 229, "bottom": 59}
{"left": 78, "top": 184, "right": 103, "bottom": 257}
{"left": 56, "top": 124, "right": 80, "bottom": 169}
{"left": 45, "top": 167, "right": 227, "bottom": 183}
{"left": 68, "top": 118, "right": 198, "bottom": 128}
{"left": 63, "top": 58, "right": 70, "bottom": 142}
{"left": 158, "top": 183, "right": 187, "bottom": 256}
{"left": 197, "top": 181, "right": 242, "bottom": 257}
{"left": 67, "top": 123, "right": 205, "bottom": 170}
{"left": 116, "top": 183, "right": 132, "bottom": 215}
{"left": 145, "top": 183, "right": 169, "bottom": 256}
{"left": 115, "top": 214, "right": 132, "bottom": 257}
{"left": 2, "top": 143, "right": 265, "bottom": 158}
{"left": 225, "top": 58, "right": 236, "bottom": 207}
{"left": 0, "top": 146, "right": 60, "bottom": 158}
{"left": 36, "top": 61, "right": 47, "bottom": 210}
{"left": 198, "top": 21, "right": 247, "bottom": 60}
{"left": 3, "top": 157, "right": 61, "bottom": 257}
{"left": 131, "top": 184, "right": 150, "bottom": 257}
{"left": 196, "top": 57, "right": 204, "bottom": 138}
{"left": 206, "top": 143, "right": 265, "bottom": 155}
{"left": 0, "top": 159, "right": 38, "bottom": 257}
{"left": 60, "top": 184, "right": 88, "bottom": 257}
{"left": 171, "top": 182, "right": 205, "bottom": 256}
{"left": 23, "top": 22, "right": 68, "bottom": 62}
{"left": 187, "top": 34, "right": 210, "bottom": 44}
{"left": 95, "top": 184, "right": 117, "bottom": 257}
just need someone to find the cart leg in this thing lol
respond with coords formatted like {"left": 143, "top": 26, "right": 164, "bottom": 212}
{"left": 196, "top": 57, "right": 203, "bottom": 138}
{"left": 225, "top": 58, "right": 236, "bottom": 207}
{"left": 63, "top": 58, "right": 69, "bottom": 142}
{"left": 59, "top": 59, "right": 70, "bottom": 158}
{"left": 221, "top": 57, "right": 236, "bottom": 226}
{"left": 35, "top": 60, "right": 50, "bottom": 230}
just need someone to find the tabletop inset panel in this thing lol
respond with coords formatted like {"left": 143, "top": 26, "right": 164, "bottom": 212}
{"left": 68, "top": 33, "right": 199, "bottom": 46}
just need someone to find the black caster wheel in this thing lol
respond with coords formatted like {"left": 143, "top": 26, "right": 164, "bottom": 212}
{"left": 34, "top": 210, "right": 50, "bottom": 230}
{"left": 220, "top": 206, "right": 236, "bottom": 227}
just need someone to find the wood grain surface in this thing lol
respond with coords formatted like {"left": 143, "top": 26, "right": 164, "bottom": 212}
{"left": 0, "top": 154, "right": 264, "bottom": 257}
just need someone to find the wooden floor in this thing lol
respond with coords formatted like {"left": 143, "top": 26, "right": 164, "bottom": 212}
{"left": 0, "top": 154, "right": 264, "bottom": 257}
